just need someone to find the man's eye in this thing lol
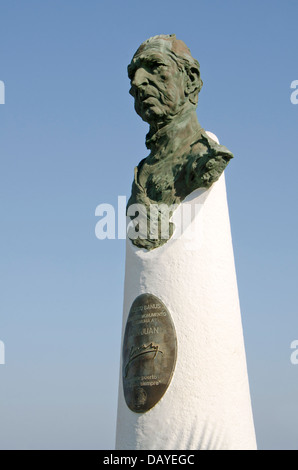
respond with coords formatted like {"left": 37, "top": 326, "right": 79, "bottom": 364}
{"left": 153, "top": 65, "right": 162, "bottom": 72}
{"left": 146, "top": 61, "right": 164, "bottom": 71}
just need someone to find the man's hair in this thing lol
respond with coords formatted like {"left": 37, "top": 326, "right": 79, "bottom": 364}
{"left": 132, "top": 34, "right": 203, "bottom": 106}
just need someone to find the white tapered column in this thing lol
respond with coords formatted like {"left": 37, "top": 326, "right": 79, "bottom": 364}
{"left": 116, "top": 135, "right": 257, "bottom": 450}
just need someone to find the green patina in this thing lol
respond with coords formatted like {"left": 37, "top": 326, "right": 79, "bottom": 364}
{"left": 127, "top": 34, "right": 233, "bottom": 250}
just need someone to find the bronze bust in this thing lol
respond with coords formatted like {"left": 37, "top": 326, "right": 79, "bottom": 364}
{"left": 127, "top": 34, "right": 233, "bottom": 250}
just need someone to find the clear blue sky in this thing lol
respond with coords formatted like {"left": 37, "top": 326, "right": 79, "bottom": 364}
{"left": 0, "top": 0, "right": 297, "bottom": 450}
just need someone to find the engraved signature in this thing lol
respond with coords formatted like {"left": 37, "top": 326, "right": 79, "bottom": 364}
{"left": 124, "top": 343, "right": 163, "bottom": 378}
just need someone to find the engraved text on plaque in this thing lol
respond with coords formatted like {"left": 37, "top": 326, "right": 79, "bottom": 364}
{"left": 122, "top": 293, "right": 177, "bottom": 413}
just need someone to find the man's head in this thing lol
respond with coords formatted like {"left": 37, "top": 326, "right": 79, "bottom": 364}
{"left": 128, "top": 34, "right": 203, "bottom": 126}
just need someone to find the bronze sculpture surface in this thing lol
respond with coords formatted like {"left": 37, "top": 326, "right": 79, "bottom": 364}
{"left": 127, "top": 34, "right": 233, "bottom": 250}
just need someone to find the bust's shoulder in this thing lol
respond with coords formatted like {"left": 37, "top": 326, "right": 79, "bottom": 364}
{"left": 189, "top": 128, "right": 234, "bottom": 160}
{"left": 179, "top": 128, "right": 233, "bottom": 190}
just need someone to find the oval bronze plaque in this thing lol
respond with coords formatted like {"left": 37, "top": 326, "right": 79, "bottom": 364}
{"left": 122, "top": 293, "right": 177, "bottom": 413}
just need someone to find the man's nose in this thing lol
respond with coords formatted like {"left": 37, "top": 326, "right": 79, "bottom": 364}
{"left": 131, "top": 67, "right": 150, "bottom": 88}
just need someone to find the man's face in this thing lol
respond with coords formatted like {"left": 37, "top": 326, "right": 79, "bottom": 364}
{"left": 128, "top": 42, "right": 188, "bottom": 125}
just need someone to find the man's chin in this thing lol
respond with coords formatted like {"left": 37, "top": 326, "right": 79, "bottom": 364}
{"left": 138, "top": 106, "right": 166, "bottom": 124}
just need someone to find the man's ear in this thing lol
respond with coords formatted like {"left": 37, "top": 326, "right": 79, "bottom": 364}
{"left": 185, "top": 67, "right": 203, "bottom": 105}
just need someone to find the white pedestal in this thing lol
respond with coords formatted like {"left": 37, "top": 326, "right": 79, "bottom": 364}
{"left": 116, "top": 151, "right": 257, "bottom": 450}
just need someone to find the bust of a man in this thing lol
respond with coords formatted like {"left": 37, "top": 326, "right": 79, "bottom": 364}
{"left": 127, "top": 34, "right": 233, "bottom": 250}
